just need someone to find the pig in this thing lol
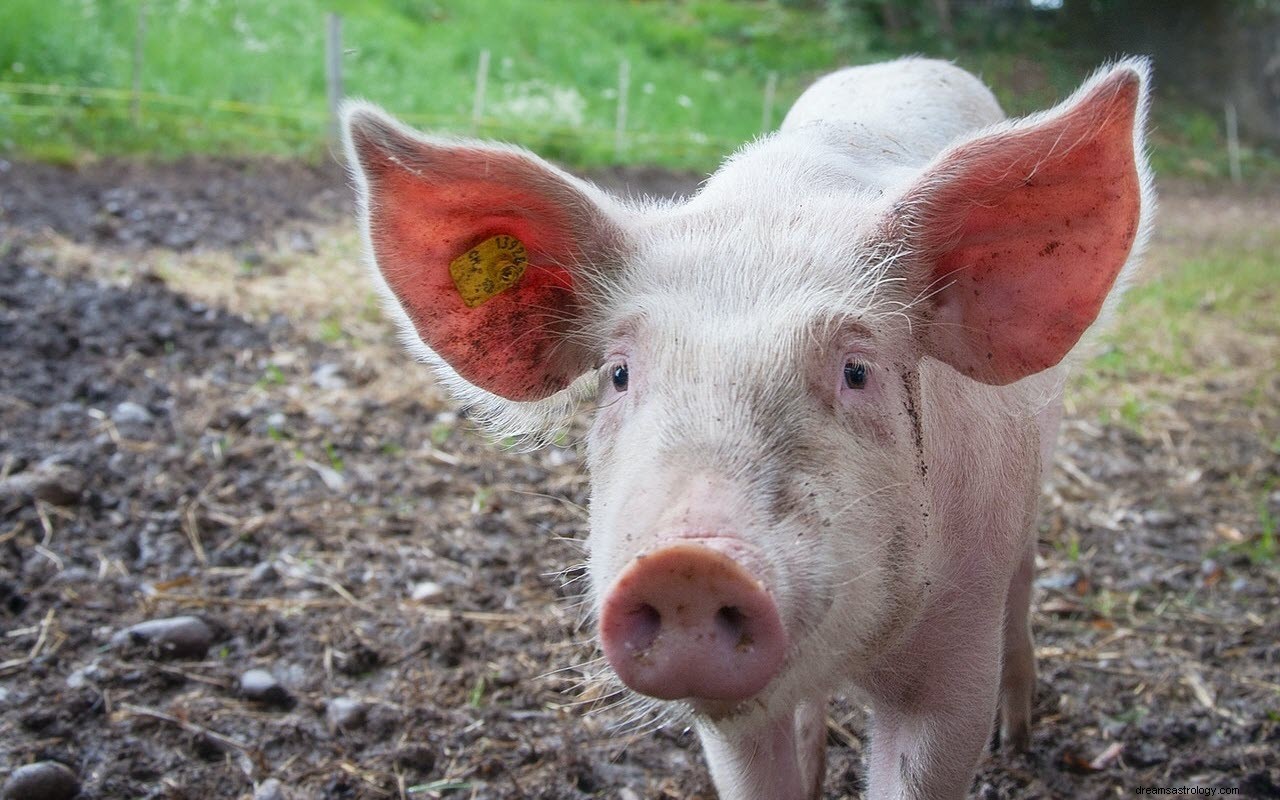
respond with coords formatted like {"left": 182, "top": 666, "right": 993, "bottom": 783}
{"left": 342, "top": 56, "right": 1153, "bottom": 799}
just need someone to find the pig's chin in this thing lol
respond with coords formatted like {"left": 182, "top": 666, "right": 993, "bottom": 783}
{"left": 685, "top": 694, "right": 763, "bottom": 721}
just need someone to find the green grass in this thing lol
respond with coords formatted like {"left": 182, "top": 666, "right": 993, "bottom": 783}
{"left": 0, "top": 0, "right": 842, "bottom": 168}
{"left": 1084, "top": 243, "right": 1280, "bottom": 383}
{"left": 4, "top": 0, "right": 1276, "bottom": 174}
{"left": 1072, "top": 236, "right": 1279, "bottom": 437}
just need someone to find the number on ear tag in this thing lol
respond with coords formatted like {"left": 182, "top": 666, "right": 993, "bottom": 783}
{"left": 449, "top": 235, "right": 529, "bottom": 308}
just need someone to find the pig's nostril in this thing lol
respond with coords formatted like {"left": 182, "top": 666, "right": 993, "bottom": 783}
{"left": 714, "top": 605, "right": 750, "bottom": 647}
{"left": 625, "top": 603, "right": 662, "bottom": 653}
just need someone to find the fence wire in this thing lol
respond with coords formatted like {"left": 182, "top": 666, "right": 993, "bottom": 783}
{"left": 0, "top": 80, "right": 742, "bottom": 166}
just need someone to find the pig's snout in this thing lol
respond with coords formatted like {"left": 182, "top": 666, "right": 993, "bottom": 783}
{"left": 599, "top": 543, "right": 787, "bottom": 704}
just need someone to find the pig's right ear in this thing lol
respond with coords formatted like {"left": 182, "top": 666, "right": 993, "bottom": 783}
{"left": 343, "top": 103, "right": 629, "bottom": 402}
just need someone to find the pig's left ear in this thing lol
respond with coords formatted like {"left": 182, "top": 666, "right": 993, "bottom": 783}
{"left": 895, "top": 60, "right": 1151, "bottom": 385}
{"left": 344, "top": 103, "right": 630, "bottom": 402}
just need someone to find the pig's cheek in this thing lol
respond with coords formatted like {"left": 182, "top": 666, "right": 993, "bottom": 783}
{"left": 836, "top": 407, "right": 898, "bottom": 448}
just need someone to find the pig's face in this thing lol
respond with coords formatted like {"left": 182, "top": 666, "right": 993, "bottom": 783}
{"left": 581, "top": 201, "right": 934, "bottom": 718}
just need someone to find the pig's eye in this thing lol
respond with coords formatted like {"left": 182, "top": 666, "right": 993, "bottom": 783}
{"left": 843, "top": 361, "right": 868, "bottom": 390}
{"left": 611, "top": 363, "right": 629, "bottom": 392}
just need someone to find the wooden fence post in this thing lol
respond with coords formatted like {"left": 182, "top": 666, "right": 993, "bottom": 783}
{"left": 326, "top": 13, "right": 344, "bottom": 147}
{"left": 131, "top": 2, "right": 147, "bottom": 127}
{"left": 615, "top": 59, "right": 630, "bottom": 159}
{"left": 1225, "top": 101, "right": 1242, "bottom": 185}
{"left": 761, "top": 71, "right": 778, "bottom": 133}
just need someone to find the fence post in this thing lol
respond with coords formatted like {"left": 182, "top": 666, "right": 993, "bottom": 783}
{"left": 131, "top": 1, "right": 147, "bottom": 127}
{"left": 1224, "top": 101, "right": 1242, "bottom": 185}
{"left": 761, "top": 71, "right": 778, "bottom": 133}
{"left": 615, "top": 59, "right": 630, "bottom": 159}
{"left": 472, "top": 49, "right": 490, "bottom": 133}
{"left": 326, "top": 13, "right": 344, "bottom": 148}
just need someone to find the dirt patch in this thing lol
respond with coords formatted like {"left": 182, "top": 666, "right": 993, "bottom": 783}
{"left": 1, "top": 159, "right": 1277, "bottom": 799}
{"left": 0, "top": 157, "right": 701, "bottom": 254}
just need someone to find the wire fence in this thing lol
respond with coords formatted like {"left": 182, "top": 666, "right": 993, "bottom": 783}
{"left": 0, "top": 81, "right": 751, "bottom": 167}
{"left": 0, "top": 8, "right": 795, "bottom": 168}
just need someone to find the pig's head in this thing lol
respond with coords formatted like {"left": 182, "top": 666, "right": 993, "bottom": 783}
{"left": 343, "top": 60, "right": 1149, "bottom": 728}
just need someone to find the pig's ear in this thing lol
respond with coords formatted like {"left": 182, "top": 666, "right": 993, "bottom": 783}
{"left": 896, "top": 60, "right": 1151, "bottom": 385}
{"left": 343, "top": 103, "right": 628, "bottom": 401}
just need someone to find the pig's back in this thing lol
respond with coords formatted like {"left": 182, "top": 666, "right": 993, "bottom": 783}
{"left": 781, "top": 58, "right": 1004, "bottom": 164}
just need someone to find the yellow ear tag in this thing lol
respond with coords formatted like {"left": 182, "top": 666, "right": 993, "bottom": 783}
{"left": 449, "top": 235, "right": 528, "bottom": 308}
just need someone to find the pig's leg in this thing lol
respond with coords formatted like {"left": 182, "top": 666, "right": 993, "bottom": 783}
{"left": 999, "top": 543, "right": 1036, "bottom": 750}
{"left": 698, "top": 696, "right": 828, "bottom": 800}
{"left": 994, "top": 394, "right": 1057, "bottom": 750}
{"left": 865, "top": 603, "right": 1003, "bottom": 800}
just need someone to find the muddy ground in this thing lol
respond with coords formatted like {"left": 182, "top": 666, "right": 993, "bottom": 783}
{"left": 0, "top": 155, "right": 1277, "bottom": 800}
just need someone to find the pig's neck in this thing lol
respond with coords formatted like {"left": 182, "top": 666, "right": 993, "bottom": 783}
{"left": 917, "top": 357, "right": 1055, "bottom": 595}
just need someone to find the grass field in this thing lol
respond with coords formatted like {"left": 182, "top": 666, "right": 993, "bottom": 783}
{"left": 3, "top": 0, "right": 1277, "bottom": 176}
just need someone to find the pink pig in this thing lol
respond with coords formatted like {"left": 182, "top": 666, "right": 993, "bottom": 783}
{"left": 343, "top": 57, "right": 1152, "bottom": 799}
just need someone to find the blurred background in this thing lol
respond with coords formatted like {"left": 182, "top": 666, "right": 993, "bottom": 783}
{"left": 2, "top": 0, "right": 1279, "bottom": 177}
{"left": 1, "top": 3, "right": 1277, "bottom": 800}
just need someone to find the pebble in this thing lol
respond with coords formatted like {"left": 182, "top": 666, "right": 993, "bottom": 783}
{"left": 311, "top": 363, "right": 347, "bottom": 391}
{"left": 1129, "top": 740, "right": 1169, "bottom": 767}
{"left": 975, "top": 783, "right": 999, "bottom": 800}
{"left": 253, "top": 778, "right": 288, "bottom": 800}
{"left": 239, "top": 668, "right": 294, "bottom": 708}
{"left": 111, "top": 401, "right": 154, "bottom": 426}
{"left": 111, "top": 616, "right": 213, "bottom": 659}
{"left": 410, "top": 581, "right": 445, "bottom": 602}
{"left": 1, "top": 761, "right": 80, "bottom": 800}
{"left": 1142, "top": 509, "right": 1179, "bottom": 528}
{"left": 0, "top": 464, "right": 85, "bottom": 507}
{"left": 65, "top": 661, "right": 103, "bottom": 690}
{"left": 248, "top": 561, "right": 278, "bottom": 585}
{"left": 325, "top": 697, "right": 367, "bottom": 732}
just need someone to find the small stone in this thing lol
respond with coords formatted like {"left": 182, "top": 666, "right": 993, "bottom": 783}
{"left": 410, "top": 581, "right": 445, "bottom": 602}
{"left": 287, "top": 230, "right": 315, "bottom": 254}
{"left": 545, "top": 447, "right": 576, "bottom": 467}
{"left": 66, "top": 661, "right": 103, "bottom": 690}
{"left": 253, "top": 778, "right": 288, "bottom": 800}
{"left": 326, "top": 697, "right": 367, "bottom": 732}
{"left": 1034, "top": 570, "right": 1080, "bottom": 592}
{"left": 111, "top": 401, "right": 154, "bottom": 425}
{"left": 1128, "top": 740, "right": 1169, "bottom": 767}
{"left": 311, "top": 363, "right": 347, "bottom": 391}
{"left": 2, "top": 760, "right": 80, "bottom": 800}
{"left": 111, "top": 616, "right": 213, "bottom": 659}
{"left": 308, "top": 407, "right": 337, "bottom": 427}
{"left": 1142, "top": 509, "right": 1179, "bottom": 529}
{"left": 0, "top": 465, "right": 85, "bottom": 507}
{"left": 239, "top": 668, "right": 294, "bottom": 709}
{"left": 248, "top": 561, "right": 278, "bottom": 585}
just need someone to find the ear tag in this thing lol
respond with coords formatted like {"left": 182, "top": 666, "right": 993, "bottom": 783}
{"left": 449, "top": 235, "right": 528, "bottom": 308}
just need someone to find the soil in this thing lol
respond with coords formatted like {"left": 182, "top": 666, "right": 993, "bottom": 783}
{"left": 0, "top": 156, "right": 1276, "bottom": 800}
